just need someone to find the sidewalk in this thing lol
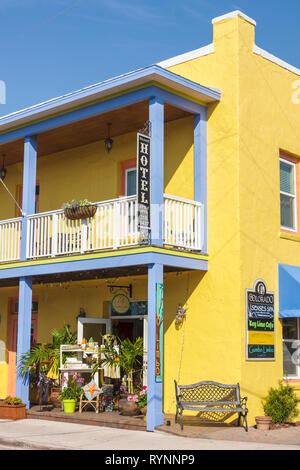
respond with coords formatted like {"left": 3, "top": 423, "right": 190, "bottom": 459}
{"left": 0, "top": 418, "right": 300, "bottom": 450}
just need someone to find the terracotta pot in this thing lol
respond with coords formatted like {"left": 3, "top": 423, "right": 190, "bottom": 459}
{"left": 255, "top": 416, "right": 272, "bottom": 431}
{"left": 118, "top": 397, "right": 141, "bottom": 416}
{"left": 0, "top": 403, "right": 26, "bottom": 420}
{"left": 50, "top": 386, "right": 61, "bottom": 408}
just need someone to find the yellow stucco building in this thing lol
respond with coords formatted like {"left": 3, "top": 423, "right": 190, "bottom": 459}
{"left": 0, "top": 10, "right": 299, "bottom": 430}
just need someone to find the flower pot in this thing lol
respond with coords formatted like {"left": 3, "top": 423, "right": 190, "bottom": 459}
{"left": 118, "top": 398, "right": 141, "bottom": 416}
{"left": 63, "top": 399, "right": 77, "bottom": 413}
{"left": 140, "top": 405, "right": 147, "bottom": 421}
{"left": 64, "top": 205, "right": 97, "bottom": 220}
{"left": 0, "top": 403, "right": 26, "bottom": 420}
{"left": 255, "top": 416, "right": 272, "bottom": 431}
{"left": 50, "top": 386, "right": 62, "bottom": 408}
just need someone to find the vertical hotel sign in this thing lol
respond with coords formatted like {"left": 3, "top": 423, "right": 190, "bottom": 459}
{"left": 246, "top": 279, "right": 275, "bottom": 360}
{"left": 155, "top": 282, "right": 163, "bottom": 382}
{"left": 137, "top": 133, "right": 151, "bottom": 237}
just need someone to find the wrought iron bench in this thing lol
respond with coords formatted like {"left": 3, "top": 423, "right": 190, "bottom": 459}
{"left": 174, "top": 380, "right": 248, "bottom": 432}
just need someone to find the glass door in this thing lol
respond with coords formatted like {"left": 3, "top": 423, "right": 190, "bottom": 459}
{"left": 77, "top": 318, "right": 111, "bottom": 345}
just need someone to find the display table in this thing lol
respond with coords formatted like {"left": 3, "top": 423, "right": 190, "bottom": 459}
{"left": 59, "top": 344, "right": 101, "bottom": 388}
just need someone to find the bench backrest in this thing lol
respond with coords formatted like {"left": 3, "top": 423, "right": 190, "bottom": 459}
{"left": 174, "top": 380, "right": 241, "bottom": 406}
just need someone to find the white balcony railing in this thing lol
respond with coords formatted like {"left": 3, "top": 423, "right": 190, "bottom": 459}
{"left": 26, "top": 196, "right": 139, "bottom": 259}
{"left": 164, "top": 195, "right": 204, "bottom": 251}
{"left": 0, "top": 195, "right": 204, "bottom": 262}
{"left": 0, "top": 217, "right": 22, "bottom": 262}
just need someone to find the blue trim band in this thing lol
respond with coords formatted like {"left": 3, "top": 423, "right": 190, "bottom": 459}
{"left": 0, "top": 249, "right": 208, "bottom": 281}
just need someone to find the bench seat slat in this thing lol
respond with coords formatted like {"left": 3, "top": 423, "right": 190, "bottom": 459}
{"left": 180, "top": 400, "right": 240, "bottom": 406}
{"left": 181, "top": 405, "right": 248, "bottom": 413}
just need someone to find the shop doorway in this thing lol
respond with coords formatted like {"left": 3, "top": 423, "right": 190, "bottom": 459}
{"left": 112, "top": 318, "right": 143, "bottom": 342}
{"left": 7, "top": 297, "right": 38, "bottom": 397}
{"left": 111, "top": 316, "right": 148, "bottom": 386}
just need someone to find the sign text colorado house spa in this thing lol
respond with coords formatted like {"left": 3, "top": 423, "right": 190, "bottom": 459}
{"left": 0, "top": 10, "right": 300, "bottom": 430}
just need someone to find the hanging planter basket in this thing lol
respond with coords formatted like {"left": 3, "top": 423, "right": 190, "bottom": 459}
{"left": 63, "top": 201, "right": 97, "bottom": 220}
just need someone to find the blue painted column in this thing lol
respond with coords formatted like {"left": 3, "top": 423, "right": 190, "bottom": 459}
{"left": 146, "top": 262, "right": 164, "bottom": 431}
{"left": 20, "top": 135, "right": 37, "bottom": 260}
{"left": 16, "top": 135, "right": 37, "bottom": 406}
{"left": 194, "top": 108, "right": 207, "bottom": 254}
{"left": 149, "top": 97, "right": 164, "bottom": 246}
{"left": 16, "top": 276, "right": 33, "bottom": 407}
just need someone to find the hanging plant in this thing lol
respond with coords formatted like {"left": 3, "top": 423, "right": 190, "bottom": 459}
{"left": 62, "top": 199, "right": 97, "bottom": 220}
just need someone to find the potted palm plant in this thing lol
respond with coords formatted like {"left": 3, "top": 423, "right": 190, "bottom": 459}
{"left": 62, "top": 199, "right": 97, "bottom": 220}
{"left": 93, "top": 337, "right": 144, "bottom": 416}
{"left": 18, "top": 324, "right": 77, "bottom": 407}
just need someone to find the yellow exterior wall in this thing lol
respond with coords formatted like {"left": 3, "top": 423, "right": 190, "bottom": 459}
{"left": 163, "top": 16, "right": 243, "bottom": 421}
{"left": 238, "top": 16, "right": 300, "bottom": 414}
{"left": 33, "top": 277, "right": 148, "bottom": 344}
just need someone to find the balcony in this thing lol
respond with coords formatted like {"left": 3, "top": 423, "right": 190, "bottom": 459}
{"left": 0, "top": 194, "right": 204, "bottom": 263}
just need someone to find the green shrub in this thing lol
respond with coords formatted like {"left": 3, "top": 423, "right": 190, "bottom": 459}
{"left": 262, "top": 381, "right": 300, "bottom": 423}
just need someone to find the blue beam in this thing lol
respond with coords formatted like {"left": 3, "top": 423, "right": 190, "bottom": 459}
{"left": 15, "top": 276, "right": 33, "bottom": 408}
{"left": 147, "top": 263, "right": 164, "bottom": 431}
{"left": 194, "top": 109, "right": 207, "bottom": 253}
{"left": 155, "top": 88, "right": 207, "bottom": 115}
{"left": 21, "top": 135, "right": 37, "bottom": 261}
{"left": 149, "top": 97, "right": 164, "bottom": 246}
{"left": 0, "top": 249, "right": 208, "bottom": 281}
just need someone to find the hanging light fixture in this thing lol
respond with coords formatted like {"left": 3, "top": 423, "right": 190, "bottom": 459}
{"left": 104, "top": 122, "right": 113, "bottom": 153}
{"left": 0, "top": 154, "right": 7, "bottom": 180}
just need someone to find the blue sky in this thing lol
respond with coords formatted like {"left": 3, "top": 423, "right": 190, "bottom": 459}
{"left": 0, "top": 0, "right": 299, "bottom": 116}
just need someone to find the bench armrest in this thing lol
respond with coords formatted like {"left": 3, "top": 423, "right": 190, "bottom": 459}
{"left": 174, "top": 380, "right": 182, "bottom": 404}
{"left": 240, "top": 396, "right": 248, "bottom": 409}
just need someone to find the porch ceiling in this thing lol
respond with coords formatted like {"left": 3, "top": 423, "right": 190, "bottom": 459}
{"left": 0, "top": 264, "right": 190, "bottom": 287}
{"left": 0, "top": 101, "right": 190, "bottom": 166}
